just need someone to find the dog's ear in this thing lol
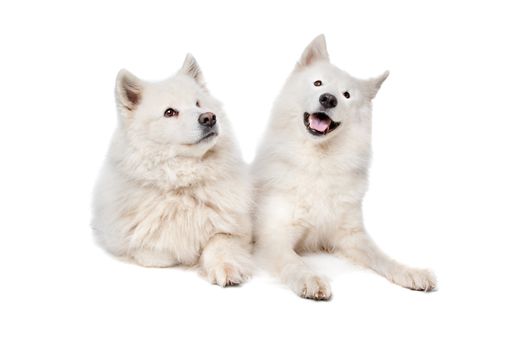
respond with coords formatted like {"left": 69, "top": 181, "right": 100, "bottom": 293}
{"left": 364, "top": 71, "right": 389, "bottom": 99}
{"left": 180, "top": 53, "right": 206, "bottom": 87}
{"left": 115, "top": 69, "right": 143, "bottom": 111}
{"left": 296, "top": 34, "right": 330, "bottom": 69}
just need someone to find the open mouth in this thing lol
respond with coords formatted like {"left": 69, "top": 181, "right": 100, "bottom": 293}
{"left": 303, "top": 112, "right": 341, "bottom": 136}
{"left": 197, "top": 131, "right": 218, "bottom": 144}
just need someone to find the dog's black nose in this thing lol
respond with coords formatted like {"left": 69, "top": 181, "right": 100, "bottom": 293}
{"left": 198, "top": 112, "right": 216, "bottom": 128}
{"left": 319, "top": 93, "right": 338, "bottom": 109}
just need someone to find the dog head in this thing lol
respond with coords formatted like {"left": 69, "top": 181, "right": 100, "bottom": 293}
{"left": 281, "top": 35, "right": 388, "bottom": 142}
{"left": 115, "top": 54, "right": 221, "bottom": 158}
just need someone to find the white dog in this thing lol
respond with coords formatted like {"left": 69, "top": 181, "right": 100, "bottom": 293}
{"left": 252, "top": 35, "right": 436, "bottom": 300}
{"left": 92, "top": 55, "right": 252, "bottom": 286}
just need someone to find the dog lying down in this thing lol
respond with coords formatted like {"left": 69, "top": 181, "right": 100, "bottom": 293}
{"left": 92, "top": 54, "right": 252, "bottom": 286}
{"left": 252, "top": 35, "right": 436, "bottom": 300}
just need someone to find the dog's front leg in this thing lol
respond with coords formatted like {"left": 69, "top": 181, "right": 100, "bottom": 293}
{"left": 334, "top": 226, "right": 437, "bottom": 291}
{"left": 258, "top": 234, "right": 332, "bottom": 301}
{"left": 200, "top": 233, "right": 252, "bottom": 287}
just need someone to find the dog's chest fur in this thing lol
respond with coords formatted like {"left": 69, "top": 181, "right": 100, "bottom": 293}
{"left": 95, "top": 152, "right": 249, "bottom": 265}
{"left": 120, "top": 184, "right": 223, "bottom": 264}
{"left": 295, "top": 152, "right": 366, "bottom": 230}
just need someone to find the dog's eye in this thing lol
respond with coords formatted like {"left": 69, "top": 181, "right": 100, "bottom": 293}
{"left": 196, "top": 100, "right": 200, "bottom": 107}
{"left": 343, "top": 91, "right": 350, "bottom": 99}
{"left": 164, "top": 108, "right": 179, "bottom": 118}
{"left": 314, "top": 80, "right": 322, "bottom": 87}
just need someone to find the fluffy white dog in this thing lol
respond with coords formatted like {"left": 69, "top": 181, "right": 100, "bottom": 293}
{"left": 252, "top": 35, "right": 436, "bottom": 300}
{"left": 92, "top": 55, "right": 252, "bottom": 286}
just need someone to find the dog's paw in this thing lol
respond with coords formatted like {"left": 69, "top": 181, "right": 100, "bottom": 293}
{"left": 200, "top": 237, "right": 253, "bottom": 287}
{"left": 133, "top": 249, "right": 177, "bottom": 268}
{"left": 205, "top": 262, "right": 251, "bottom": 287}
{"left": 389, "top": 268, "right": 437, "bottom": 292}
{"left": 291, "top": 274, "right": 332, "bottom": 301}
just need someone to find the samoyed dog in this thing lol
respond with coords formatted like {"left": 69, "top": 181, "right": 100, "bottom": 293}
{"left": 252, "top": 35, "right": 436, "bottom": 300}
{"left": 92, "top": 54, "right": 252, "bottom": 286}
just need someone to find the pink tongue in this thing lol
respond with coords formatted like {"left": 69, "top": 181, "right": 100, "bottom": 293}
{"left": 309, "top": 115, "right": 330, "bottom": 132}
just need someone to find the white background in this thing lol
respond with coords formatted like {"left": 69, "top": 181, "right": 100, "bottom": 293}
{"left": 1, "top": 1, "right": 524, "bottom": 349}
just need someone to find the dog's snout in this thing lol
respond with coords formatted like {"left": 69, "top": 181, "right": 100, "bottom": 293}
{"left": 319, "top": 93, "right": 338, "bottom": 109}
{"left": 198, "top": 112, "right": 216, "bottom": 128}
